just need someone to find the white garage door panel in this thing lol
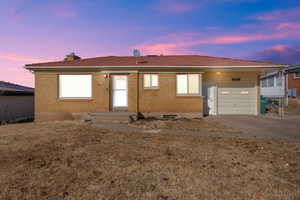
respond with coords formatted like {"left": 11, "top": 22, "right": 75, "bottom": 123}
{"left": 218, "top": 82, "right": 257, "bottom": 115}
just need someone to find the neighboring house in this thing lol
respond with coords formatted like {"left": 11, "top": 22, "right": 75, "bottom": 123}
{"left": 25, "top": 53, "right": 285, "bottom": 121}
{"left": 260, "top": 64, "right": 300, "bottom": 99}
{"left": 285, "top": 64, "right": 300, "bottom": 97}
{"left": 261, "top": 70, "right": 286, "bottom": 98}
{"left": 0, "top": 81, "right": 34, "bottom": 124}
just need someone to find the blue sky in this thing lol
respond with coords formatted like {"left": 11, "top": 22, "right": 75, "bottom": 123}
{"left": 0, "top": 0, "right": 300, "bottom": 86}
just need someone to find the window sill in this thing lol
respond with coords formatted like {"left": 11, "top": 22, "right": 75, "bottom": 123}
{"left": 176, "top": 95, "right": 204, "bottom": 97}
{"left": 143, "top": 87, "right": 160, "bottom": 90}
{"left": 58, "top": 98, "right": 93, "bottom": 102}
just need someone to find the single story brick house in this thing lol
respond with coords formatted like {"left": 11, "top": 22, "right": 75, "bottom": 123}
{"left": 25, "top": 53, "right": 285, "bottom": 121}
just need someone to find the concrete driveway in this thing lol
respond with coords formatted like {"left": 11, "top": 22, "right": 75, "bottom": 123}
{"left": 212, "top": 115, "right": 300, "bottom": 142}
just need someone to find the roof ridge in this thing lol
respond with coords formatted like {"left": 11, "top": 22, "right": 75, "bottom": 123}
{"left": 25, "top": 54, "right": 286, "bottom": 67}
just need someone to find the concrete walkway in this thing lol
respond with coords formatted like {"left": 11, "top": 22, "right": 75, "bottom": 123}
{"left": 212, "top": 115, "right": 300, "bottom": 142}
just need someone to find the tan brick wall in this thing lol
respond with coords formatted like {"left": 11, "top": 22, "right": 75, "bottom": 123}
{"left": 34, "top": 72, "right": 204, "bottom": 121}
{"left": 138, "top": 73, "right": 203, "bottom": 113}
{"left": 35, "top": 71, "right": 262, "bottom": 121}
{"left": 34, "top": 72, "right": 110, "bottom": 121}
{"left": 288, "top": 73, "right": 300, "bottom": 96}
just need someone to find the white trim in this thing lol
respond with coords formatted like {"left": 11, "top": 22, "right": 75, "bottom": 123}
{"left": 59, "top": 74, "right": 93, "bottom": 99}
{"left": 112, "top": 75, "right": 128, "bottom": 108}
{"left": 176, "top": 73, "right": 202, "bottom": 96}
{"left": 25, "top": 65, "right": 287, "bottom": 70}
{"left": 143, "top": 73, "right": 160, "bottom": 89}
{"left": 101, "top": 70, "right": 138, "bottom": 73}
{"left": 139, "top": 71, "right": 205, "bottom": 74}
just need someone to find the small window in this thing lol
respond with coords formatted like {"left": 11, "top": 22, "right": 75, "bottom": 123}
{"left": 295, "top": 72, "right": 300, "bottom": 78}
{"left": 261, "top": 79, "right": 267, "bottom": 88}
{"left": 59, "top": 75, "right": 92, "bottom": 99}
{"left": 143, "top": 74, "right": 159, "bottom": 89}
{"left": 176, "top": 74, "right": 201, "bottom": 95}
{"left": 276, "top": 75, "right": 282, "bottom": 87}
{"left": 267, "top": 77, "right": 274, "bottom": 87}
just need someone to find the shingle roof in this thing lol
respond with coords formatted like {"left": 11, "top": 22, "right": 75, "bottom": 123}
{"left": 0, "top": 81, "right": 34, "bottom": 95}
{"left": 25, "top": 55, "right": 284, "bottom": 67}
{"left": 285, "top": 64, "right": 300, "bottom": 73}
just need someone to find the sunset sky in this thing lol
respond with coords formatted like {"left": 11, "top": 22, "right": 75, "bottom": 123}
{"left": 1, "top": 0, "right": 300, "bottom": 87}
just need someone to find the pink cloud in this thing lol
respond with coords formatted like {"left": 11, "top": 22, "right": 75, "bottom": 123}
{"left": 252, "top": 45, "right": 300, "bottom": 64}
{"left": 135, "top": 26, "right": 300, "bottom": 55}
{"left": 276, "top": 22, "right": 300, "bottom": 30}
{"left": 255, "top": 7, "right": 300, "bottom": 22}
{"left": 136, "top": 5, "right": 300, "bottom": 56}
{"left": 0, "top": 59, "right": 34, "bottom": 87}
{"left": 270, "top": 45, "right": 287, "bottom": 52}
{"left": 155, "top": 0, "right": 198, "bottom": 13}
{"left": 0, "top": 55, "right": 45, "bottom": 63}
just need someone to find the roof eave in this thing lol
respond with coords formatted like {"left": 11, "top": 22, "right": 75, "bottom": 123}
{"left": 25, "top": 64, "right": 287, "bottom": 70}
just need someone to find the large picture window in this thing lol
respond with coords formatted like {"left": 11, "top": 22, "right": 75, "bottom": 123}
{"left": 176, "top": 74, "right": 201, "bottom": 95}
{"left": 144, "top": 74, "right": 159, "bottom": 89}
{"left": 59, "top": 75, "right": 92, "bottom": 99}
{"left": 295, "top": 72, "right": 300, "bottom": 78}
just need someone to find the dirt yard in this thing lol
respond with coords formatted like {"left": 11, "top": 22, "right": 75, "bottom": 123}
{"left": 285, "top": 98, "right": 300, "bottom": 115}
{"left": 129, "top": 118, "right": 241, "bottom": 133}
{"left": 0, "top": 121, "right": 299, "bottom": 200}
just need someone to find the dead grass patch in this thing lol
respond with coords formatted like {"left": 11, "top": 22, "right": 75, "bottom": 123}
{"left": 0, "top": 121, "right": 299, "bottom": 200}
{"left": 129, "top": 118, "right": 241, "bottom": 134}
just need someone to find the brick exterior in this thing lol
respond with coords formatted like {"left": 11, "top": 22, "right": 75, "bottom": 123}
{"left": 288, "top": 73, "right": 300, "bottom": 97}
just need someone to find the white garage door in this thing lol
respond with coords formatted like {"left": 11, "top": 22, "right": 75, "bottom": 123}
{"left": 218, "top": 82, "right": 257, "bottom": 115}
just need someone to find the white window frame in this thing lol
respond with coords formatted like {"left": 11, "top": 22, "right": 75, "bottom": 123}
{"left": 59, "top": 74, "right": 92, "bottom": 99}
{"left": 295, "top": 72, "right": 300, "bottom": 79}
{"left": 143, "top": 74, "right": 159, "bottom": 89}
{"left": 261, "top": 79, "right": 267, "bottom": 88}
{"left": 176, "top": 73, "right": 202, "bottom": 96}
{"left": 267, "top": 76, "right": 274, "bottom": 88}
{"left": 276, "top": 75, "right": 282, "bottom": 87}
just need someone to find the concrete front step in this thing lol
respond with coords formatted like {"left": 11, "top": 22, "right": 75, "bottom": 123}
{"left": 89, "top": 112, "right": 138, "bottom": 123}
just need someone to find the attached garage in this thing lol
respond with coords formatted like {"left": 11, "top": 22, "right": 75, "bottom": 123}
{"left": 218, "top": 81, "right": 257, "bottom": 115}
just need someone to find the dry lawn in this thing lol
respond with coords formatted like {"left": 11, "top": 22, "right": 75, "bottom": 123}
{"left": 129, "top": 118, "right": 241, "bottom": 133}
{"left": 285, "top": 98, "right": 300, "bottom": 115}
{"left": 0, "top": 121, "right": 299, "bottom": 200}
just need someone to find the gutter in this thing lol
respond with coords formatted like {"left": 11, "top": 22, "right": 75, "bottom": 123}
{"left": 25, "top": 65, "right": 287, "bottom": 70}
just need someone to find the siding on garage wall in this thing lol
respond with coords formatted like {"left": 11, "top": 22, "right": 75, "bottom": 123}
{"left": 202, "top": 72, "right": 260, "bottom": 115}
{"left": 218, "top": 81, "right": 257, "bottom": 115}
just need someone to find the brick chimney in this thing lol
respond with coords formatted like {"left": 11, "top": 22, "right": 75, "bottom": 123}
{"left": 64, "top": 52, "right": 81, "bottom": 61}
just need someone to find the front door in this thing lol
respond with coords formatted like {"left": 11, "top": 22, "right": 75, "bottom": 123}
{"left": 112, "top": 75, "right": 128, "bottom": 110}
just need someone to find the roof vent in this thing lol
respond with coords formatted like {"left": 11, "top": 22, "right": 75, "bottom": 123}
{"left": 64, "top": 52, "right": 81, "bottom": 61}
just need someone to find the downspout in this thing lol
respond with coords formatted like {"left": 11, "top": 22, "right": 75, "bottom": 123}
{"left": 285, "top": 70, "right": 289, "bottom": 106}
{"left": 137, "top": 72, "right": 140, "bottom": 114}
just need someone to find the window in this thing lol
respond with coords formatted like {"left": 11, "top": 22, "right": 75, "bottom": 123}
{"left": 143, "top": 74, "right": 159, "bottom": 89}
{"left": 295, "top": 72, "right": 300, "bottom": 78}
{"left": 261, "top": 79, "right": 267, "bottom": 88}
{"left": 276, "top": 75, "right": 282, "bottom": 87}
{"left": 267, "top": 76, "right": 274, "bottom": 87}
{"left": 176, "top": 74, "right": 201, "bottom": 95}
{"left": 59, "top": 75, "right": 92, "bottom": 99}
